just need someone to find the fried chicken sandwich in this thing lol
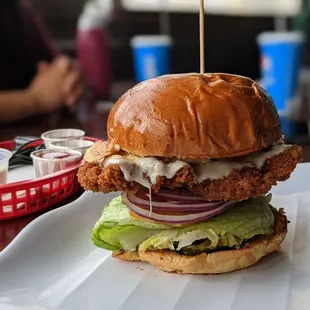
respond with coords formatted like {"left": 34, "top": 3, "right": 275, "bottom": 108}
{"left": 78, "top": 73, "right": 302, "bottom": 274}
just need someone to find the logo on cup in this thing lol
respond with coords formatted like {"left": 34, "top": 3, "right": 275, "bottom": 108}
{"left": 261, "top": 55, "right": 272, "bottom": 71}
{"left": 143, "top": 55, "right": 157, "bottom": 79}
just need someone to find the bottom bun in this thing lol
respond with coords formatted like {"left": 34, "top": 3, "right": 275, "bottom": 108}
{"left": 113, "top": 208, "right": 287, "bottom": 274}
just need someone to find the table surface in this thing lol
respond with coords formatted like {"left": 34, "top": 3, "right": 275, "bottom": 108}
{"left": 1, "top": 102, "right": 310, "bottom": 251}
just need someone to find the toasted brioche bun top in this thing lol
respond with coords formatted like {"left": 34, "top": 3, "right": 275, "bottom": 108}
{"left": 107, "top": 73, "right": 282, "bottom": 159}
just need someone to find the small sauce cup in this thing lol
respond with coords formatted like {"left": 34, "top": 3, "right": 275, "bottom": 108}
{"left": 0, "top": 148, "right": 12, "bottom": 185}
{"left": 49, "top": 139, "right": 94, "bottom": 155}
{"left": 41, "top": 129, "right": 85, "bottom": 149}
{"left": 31, "top": 149, "right": 82, "bottom": 178}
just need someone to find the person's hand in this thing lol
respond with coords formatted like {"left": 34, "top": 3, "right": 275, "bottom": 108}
{"left": 28, "top": 56, "right": 86, "bottom": 113}
{"left": 38, "top": 57, "right": 86, "bottom": 108}
{"left": 62, "top": 60, "right": 86, "bottom": 108}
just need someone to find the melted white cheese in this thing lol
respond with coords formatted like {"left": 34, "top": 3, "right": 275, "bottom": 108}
{"left": 195, "top": 144, "right": 290, "bottom": 181}
{"left": 246, "top": 144, "right": 290, "bottom": 169}
{"left": 102, "top": 144, "right": 290, "bottom": 186}
{"left": 104, "top": 155, "right": 188, "bottom": 187}
{"left": 194, "top": 161, "right": 253, "bottom": 182}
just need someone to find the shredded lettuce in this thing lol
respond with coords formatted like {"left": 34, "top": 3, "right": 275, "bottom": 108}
{"left": 91, "top": 194, "right": 275, "bottom": 254}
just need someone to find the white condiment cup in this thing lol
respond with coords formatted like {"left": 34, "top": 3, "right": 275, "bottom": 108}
{"left": 41, "top": 129, "right": 85, "bottom": 149}
{"left": 31, "top": 149, "right": 82, "bottom": 178}
{"left": 49, "top": 139, "right": 94, "bottom": 155}
{"left": 0, "top": 148, "right": 12, "bottom": 185}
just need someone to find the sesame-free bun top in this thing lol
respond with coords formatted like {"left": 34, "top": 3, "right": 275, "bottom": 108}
{"left": 107, "top": 73, "right": 282, "bottom": 159}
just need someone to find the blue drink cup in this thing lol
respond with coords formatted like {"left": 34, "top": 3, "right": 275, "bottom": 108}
{"left": 130, "top": 35, "right": 172, "bottom": 83}
{"left": 257, "top": 31, "right": 304, "bottom": 115}
{"left": 257, "top": 32, "right": 304, "bottom": 136}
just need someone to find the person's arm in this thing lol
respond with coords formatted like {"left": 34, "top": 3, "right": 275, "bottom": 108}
{"left": 0, "top": 90, "right": 41, "bottom": 124}
{"left": 0, "top": 56, "right": 86, "bottom": 124}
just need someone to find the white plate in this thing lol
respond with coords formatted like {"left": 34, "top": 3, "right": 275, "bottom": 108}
{"left": 0, "top": 164, "right": 310, "bottom": 310}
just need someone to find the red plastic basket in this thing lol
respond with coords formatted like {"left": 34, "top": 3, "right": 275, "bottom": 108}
{"left": 0, "top": 137, "right": 96, "bottom": 220}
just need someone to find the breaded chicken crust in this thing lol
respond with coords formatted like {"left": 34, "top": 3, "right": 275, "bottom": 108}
{"left": 78, "top": 145, "right": 302, "bottom": 201}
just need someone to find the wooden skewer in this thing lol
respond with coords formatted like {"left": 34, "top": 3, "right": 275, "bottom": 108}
{"left": 199, "top": 0, "right": 205, "bottom": 74}
{"left": 159, "top": 0, "right": 170, "bottom": 35}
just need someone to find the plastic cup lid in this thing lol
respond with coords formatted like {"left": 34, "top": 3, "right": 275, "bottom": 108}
{"left": 31, "top": 149, "right": 82, "bottom": 162}
{"left": 41, "top": 128, "right": 85, "bottom": 142}
{"left": 50, "top": 139, "right": 94, "bottom": 148}
{"left": 0, "top": 148, "right": 12, "bottom": 162}
{"left": 130, "top": 35, "right": 173, "bottom": 47}
{"left": 257, "top": 31, "right": 305, "bottom": 44}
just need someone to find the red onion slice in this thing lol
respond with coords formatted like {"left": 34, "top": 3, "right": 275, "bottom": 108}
{"left": 160, "top": 188, "right": 201, "bottom": 197}
{"left": 122, "top": 193, "right": 235, "bottom": 225}
{"left": 135, "top": 189, "right": 206, "bottom": 204}
{"left": 155, "top": 190, "right": 205, "bottom": 201}
{"left": 126, "top": 193, "right": 222, "bottom": 211}
{"left": 151, "top": 194, "right": 212, "bottom": 205}
{"left": 121, "top": 192, "right": 235, "bottom": 225}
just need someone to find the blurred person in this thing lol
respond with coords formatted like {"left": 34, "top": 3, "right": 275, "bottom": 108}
{"left": 0, "top": 0, "right": 86, "bottom": 124}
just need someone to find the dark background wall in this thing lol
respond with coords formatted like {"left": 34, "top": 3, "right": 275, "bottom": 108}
{"left": 34, "top": 1, "right": 281, "bottom": 81}
{"left": 108, "top": 12, "right": 276, "bottom": 81}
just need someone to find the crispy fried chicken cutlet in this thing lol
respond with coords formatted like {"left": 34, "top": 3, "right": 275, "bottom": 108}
{"left": 78, "top": 143, "right": 302, "bottom": 202}
{"left": 79, "top": 73, "right": 302, "bottom": 274}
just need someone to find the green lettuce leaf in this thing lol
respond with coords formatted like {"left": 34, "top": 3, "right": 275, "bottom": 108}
{"left": 91, "top": 196, "right": 169, "bottom": 252}
{"left": 91, "top": 194, "right": 275, "bottom": 254}
{"left": 138, "top": 228, "right": 219, "bottom": 252}
{"left": 139, "top": 230, "right": 179, "bottom": 252}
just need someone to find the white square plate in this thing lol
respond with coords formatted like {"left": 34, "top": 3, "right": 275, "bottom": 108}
{"left": 0, "top": 164, "right": 310, "bottom": 310}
